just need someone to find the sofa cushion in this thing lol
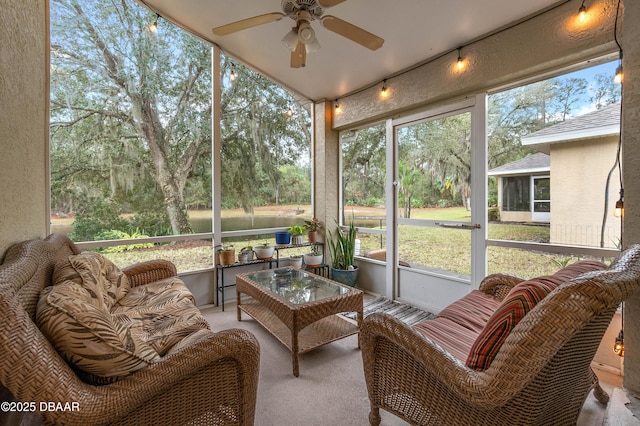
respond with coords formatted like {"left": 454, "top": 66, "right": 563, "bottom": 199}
{"left": 112, "top": 279, "right": 210, "bottom": 356}
{"left": 37, "top": 280, "right": 161, "bottom": 380}
{"left": 38, "top": 252, "right": 210, "bottom": 382}
{"left": 413, "top": 317, "right": 482, "bottom": 362}
{"left": 53, "top": 252, "right": 131, "bottom": 309}
{"left": 436, "top": 290, "right": 502, "bottom": 332}
{"left": 466, "top": 260, "right": 606, "bottom": 371}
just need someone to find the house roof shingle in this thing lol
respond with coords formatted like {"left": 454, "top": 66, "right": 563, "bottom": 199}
{"left": 488, "top": 152, "right": 550, "bottom": 176}
{"left": 521, "top": 102, "right": 620, "bottom": 146}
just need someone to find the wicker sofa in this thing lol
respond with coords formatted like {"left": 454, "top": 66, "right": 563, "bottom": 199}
{"left": 361, "top": 245, "right": 640, "bottom": 426}
{"left": 0, "top": 234, "right": 260, "bottom": 426}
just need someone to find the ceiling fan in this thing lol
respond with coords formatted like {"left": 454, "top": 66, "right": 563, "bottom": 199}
{"left": 211, "top": 0, "right": 384, "bottom": 68}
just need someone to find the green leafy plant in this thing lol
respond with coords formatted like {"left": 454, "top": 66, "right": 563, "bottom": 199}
{"left": 304, "top": 218, "right": 321, "bottom": 231}
{"left": 97, "top": 229, "right": 154, "bottom": 253}
{"left": 328, "top": 220, "right": 357, "bottom": 270}
{"left": 287, "top": 225, "right": 306, "bottom": 236}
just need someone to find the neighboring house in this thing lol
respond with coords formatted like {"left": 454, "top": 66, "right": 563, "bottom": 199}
{"left": 489, "top": 103, "right": 622, "bottom": 248}
{"left": 489, "top": 152, "right": 550, "bottom": 223}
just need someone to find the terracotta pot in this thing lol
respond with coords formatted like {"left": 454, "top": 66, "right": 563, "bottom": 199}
{"left": 217, "top": 248, "right": 235, "bottom": 266}
{"left": 308, "top": 230, "right": 318, "bottom": 243}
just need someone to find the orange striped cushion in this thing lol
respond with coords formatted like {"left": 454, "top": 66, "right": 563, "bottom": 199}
{"left": 466, "top": 260, "right": 606, "bottom": 371}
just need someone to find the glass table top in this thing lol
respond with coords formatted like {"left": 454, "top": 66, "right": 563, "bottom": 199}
{"left": 243, "top": 268, "right": 351, "bottom": 305}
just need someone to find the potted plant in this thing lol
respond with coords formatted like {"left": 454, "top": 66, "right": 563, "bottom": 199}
{"left": 289, "top": 255, "right": 303, "bottom": 268}
{"left": 288, "top": 225, "right": 306, "bottom": 245}
{"left": 275, "top": 231, "right": 291, "bottom": 245}
{"left": 253, "top": 241, "right": 275, "bottom": 260}
{"left": 216, "top": 244, "right": 236, "bottom": 266}
{"left": 328, "top": 220, "right": 358, "bottom": 287}
{"left": 304, "top": 217, "right": 322, "bottom": 243}
{"left": 303, "top": 244, "right": 323, "bottom": 268}
{"left": 238, "top": 246, "right": 254, "bottom": 262}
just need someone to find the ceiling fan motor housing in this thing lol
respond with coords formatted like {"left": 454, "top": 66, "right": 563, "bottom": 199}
{"left": 281, "top": 0, "right": 324, "bottom": 20}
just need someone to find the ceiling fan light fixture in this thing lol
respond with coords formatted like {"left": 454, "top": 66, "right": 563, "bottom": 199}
{"left": 305, "top": 36, "right": 321, "bottom": 53}
{"left": 298, "top": 21, "right": 316, "bottom": 44}
{"left": 282, "top": 28, "right": 299, "bottom": 51}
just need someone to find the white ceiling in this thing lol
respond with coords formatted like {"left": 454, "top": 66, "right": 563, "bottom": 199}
{"left": 138, "top": 0, "right": 564, "bottom": 102}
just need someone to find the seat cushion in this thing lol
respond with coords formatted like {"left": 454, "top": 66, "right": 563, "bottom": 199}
{"left": 466, "top": 260, "right": 607, "bottom": 371}
{"left": 112, "top": 278, "right": 209, "bottom": 356}
{"left": 413, "top": 317, "right": 482, "bottom": 362}
{"left": 53, "top": 251, "right": 131, "bottom": 309}
{"left": 36, "top": 252, "right": 208, "bottom": 382}
{"left": 436, "top": 290, "right": 502, "bottom": 331}
{"left": 37, "top": 280, "right": 161, "bottom": 380}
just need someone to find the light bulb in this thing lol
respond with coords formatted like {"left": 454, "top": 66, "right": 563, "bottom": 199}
{"left": 380, "top": 80, "right": 389, "bottom": 98}
{"left": 614, "top": 198, "right": 624, "bottom": 218}
{"left": 335, "top": 101, "right": 342, "bottom": 113}
{"left": 614, "top": 64, "right": 623, "bottom": 84}
{"left": 149, "top": 14, "right": 159, "bottom": 33}
{"left": 287, "top": 105, "right": 293, "bottom": 116}
{"left": 578, "top": 4, "right": 587, "bottom": 23}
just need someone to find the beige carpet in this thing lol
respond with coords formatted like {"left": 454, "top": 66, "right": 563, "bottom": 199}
{"left": 200, "top": 302, "right": 614, "bottom": 426}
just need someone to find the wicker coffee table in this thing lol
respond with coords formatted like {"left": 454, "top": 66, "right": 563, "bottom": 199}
{"left": 236, "top": 267, "right": 363, "bottom": 377}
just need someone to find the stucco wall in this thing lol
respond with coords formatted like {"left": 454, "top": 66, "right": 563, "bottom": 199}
{"left": 621, "top": 0, "right": 640, "bottom": 397}
{"left": 332, "top": 0, "right": 619, "bottom": 130}
{"left": 0, "top": 1, "right": 49, "bottom": 256}
{"left": 550, "top": 136, "right": 621, "bottom": 248}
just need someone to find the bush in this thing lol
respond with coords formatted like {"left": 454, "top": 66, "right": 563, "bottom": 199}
{"left": 95, "top": 230, "right": 154, "bottom": 253}
{"left": 488, "top": 207, "right": 500, "bottom": 222}
{"left": 71, "top": 198, "right": 128, "bottom": 242}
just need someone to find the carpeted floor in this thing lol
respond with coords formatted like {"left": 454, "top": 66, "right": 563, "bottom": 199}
{"left": 200, "top": 300, "right": 613, "bottom": 426}
{"left": 342, "top": 296, "right": 435, "bottom": 325}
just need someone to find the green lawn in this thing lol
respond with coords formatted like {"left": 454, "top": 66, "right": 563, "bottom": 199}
{"left": 64, "top": 206, "right": 613, "bottom": 278}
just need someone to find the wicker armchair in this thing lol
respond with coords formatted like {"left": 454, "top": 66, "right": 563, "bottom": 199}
{"left": 0, "top": 234, "right": 260, "bottom": 426}
{"left": 361, "top": 245, "right": 640, "bottom": 426}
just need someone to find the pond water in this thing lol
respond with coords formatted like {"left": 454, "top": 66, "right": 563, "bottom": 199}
{"left": 51, "top": 215, "right": 307, "bottom": 236}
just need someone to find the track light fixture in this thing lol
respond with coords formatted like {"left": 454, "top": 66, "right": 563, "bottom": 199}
{"left": 334, "top": 99, "right": 342, "bottom": 113}
{"left": 286, "top": 104, "right": 293, "bottom": 116}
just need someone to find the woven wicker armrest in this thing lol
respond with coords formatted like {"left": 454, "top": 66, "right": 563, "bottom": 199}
{"left": 122, "top": 259, "right": 178, "bottom": 287}
{"left": 43, "top": 328, "right": 260, "bottom": 426}
{"left": 478, "top": 273, "right": 525, "bottom": 300}
{"left": 361, "top": 313, "right": 501, "bottom": 407}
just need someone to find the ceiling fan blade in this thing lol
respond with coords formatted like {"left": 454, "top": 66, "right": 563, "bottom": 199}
{"left": 212, "top": 13, "right": 284, "bottom": 36}
{"left": 318, "top": 0, "right": 348, "bottom": 7}
{"left": 321, "top": 15, "right": 384, "bottom": 51}
{"left": 291, "top": 41, "right": 306, "bottom": 68}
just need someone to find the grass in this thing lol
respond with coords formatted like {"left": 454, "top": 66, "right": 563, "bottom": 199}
{"left": 56, "top": 205, "right": 614, "bottom": 278}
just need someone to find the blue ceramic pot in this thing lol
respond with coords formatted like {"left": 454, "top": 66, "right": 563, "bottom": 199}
{"left": 275, "top": 231, "right": 292, "bottom": 245}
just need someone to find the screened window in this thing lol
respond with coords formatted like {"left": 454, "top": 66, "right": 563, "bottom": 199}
{"left": 502, "top": 176, "right": 530, "bottom": 212}
{"left": 340, "top": 123, "right": 387, "bottom": 256}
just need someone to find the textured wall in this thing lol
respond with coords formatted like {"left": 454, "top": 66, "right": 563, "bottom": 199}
{"left": 622, "top": 0, "right": 640, "bottom": 396}
{"left": 333, "top": 0, "right": 619, "bottom": 130}
{"left": 0, "top": 1, "right": 49, "bottom": 256}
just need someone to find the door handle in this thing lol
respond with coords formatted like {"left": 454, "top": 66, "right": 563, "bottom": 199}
{"left": 435, "top": 222, "right": 481, "bottom": 230}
